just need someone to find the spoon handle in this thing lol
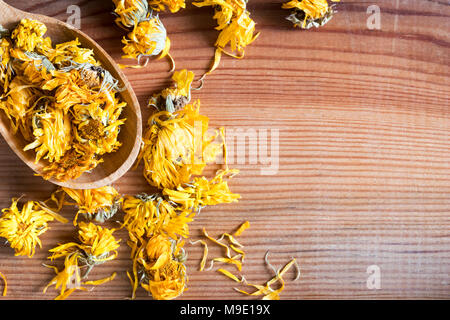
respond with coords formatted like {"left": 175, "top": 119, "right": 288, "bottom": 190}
{"left": 0, "top": 1, "right": 20, "bottom": 23}
{"left": 0, "top": 1, "right": 38, "bottom": 29}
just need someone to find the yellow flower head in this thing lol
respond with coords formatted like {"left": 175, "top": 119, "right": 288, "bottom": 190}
{"left": 136, "top": 101, "right": 222, "bottom": 189}
{"left": 47, "top": 39, "right": 98, "bottom": 66}
{"left": 47, "top": 222, "right": 120, "bottom": 265}
{"left": 11, "top": 19, "right": 47, "bottom": 52}
{"left": 121, "top": 13, "right": 172, "bottom": 67}
{"left": 0, "top": 76, "right": 35, "bottom": 134}
{"left": 122, "top": 193, "right": 193, "bottom": 241}
{"left": 163, "top": 168, "right": 240, "bottom": 212}
{"left": 282, "top": 0, "right": 339, "bottom": 29}
{"left": 9, "top": 48, "right": 55, "bottom": 86}
{"left": 193, "top": 0, "right": 259, "bottom": 79}
{"left": 0, "top": 36, "right": 12, "bottom": 92}
{"left": 40, "top": 145, "right": 103, "bottom": 182}
{"left": 144, "top": 259, "right": 187, "bottom": 300}
{"left": 148, "top": 0, "right": 186, "bottom": 13}
{"left": 128, "top": 233, "right": 187, "bottom": 300}
{"left": 61, "top": 186, "right": 122, "bottom": 225}
{"left": 44, "top": 222, "right": 119, "bottom": 299}
{"left": 23, "top": 105, "right": 72, "bottom": 164}
{"left": 77, "top": 222, "right": 121, "bottom": 258}
{"left": 0, "top": 198, "right": 67, "bottom": 257}
{"left": 113, "top": 0, "right": 149, "bottom": 29}
{"left": 145, "top": 234, "right": 173, "bottom": 267}
{"left": 149, "top": 69, "right": 195, "bottom": 112}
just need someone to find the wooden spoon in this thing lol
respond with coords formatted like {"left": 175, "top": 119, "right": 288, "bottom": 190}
{"left": 0, "top": 0, "right": 142, "bottom": 189}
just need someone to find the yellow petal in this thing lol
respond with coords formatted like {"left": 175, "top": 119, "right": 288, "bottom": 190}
{"left": 217, "top": 268, "right": 242, "bottom": 283}
{"left": 0, "top": 271, "right": 7, "bottom": 296}
{"left": 213, "top": 256, "right": 242, "bottom": 271}
{"left": 190, "top": 239, "right": 208, "bottom": 271}
{"left": 233, "top": 221, "right": 250, "bottom": 236}
{"left": 83, "top": 272, "right": 117, "bottom": 285}
{"left": 203, "top": 227, "right": 231, "bottom": 258}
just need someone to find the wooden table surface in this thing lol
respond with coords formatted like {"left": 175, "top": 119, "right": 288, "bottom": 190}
{"left": 0, "top": 0, "right": 449, "bottom": 300}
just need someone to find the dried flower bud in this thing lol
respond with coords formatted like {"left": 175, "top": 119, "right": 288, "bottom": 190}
{"left": 282, "top": 0, "right": 339, "bottom": 29}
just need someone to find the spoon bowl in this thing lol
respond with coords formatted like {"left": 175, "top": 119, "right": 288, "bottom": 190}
{"left": 0, "top": 0, "right": 142, "bottom": 189}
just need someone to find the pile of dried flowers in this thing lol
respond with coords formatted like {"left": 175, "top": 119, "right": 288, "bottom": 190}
{"left": 122, "top": 68, "right": 240, "bottom": 299}
{"left": 0, "top": 19, "right": 127, "bottom": 182}
{"left": 0, "top": 0, "right": 341, "bottom": 300}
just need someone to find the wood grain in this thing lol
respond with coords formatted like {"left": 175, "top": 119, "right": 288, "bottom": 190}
{"left": 0, "top": 0, "right": 449, "bottom": 300}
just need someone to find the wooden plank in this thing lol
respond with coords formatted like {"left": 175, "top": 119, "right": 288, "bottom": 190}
{"left": 0, "top": 0, "right": 448, "bottom": 299}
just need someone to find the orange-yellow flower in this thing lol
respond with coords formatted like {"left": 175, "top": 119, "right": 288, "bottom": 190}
{"left": 122, "top": 193, "right": 193, "bottom": 241}
{"left": 0, "top": 37, "right": 12, "bottom": 93}
{"left": 128, "top": 233, "right": 187, "bottom": 300}
{"left": 143, "top": 259, "right": 187, "bottom": 300}
{"left": 163, "top": 168, "right": 240, "bottom": 213}
{"left": 60, "top": 186, "right": 122, "bottom": 225}
{"left": 193, "top": 0, "right": 259, "bottom": 79}
{"left": 11, "top": 19, "right": 47, "bottom": 52}
{"left": 0, "top": 198, "right": 67, "bottom": 257}
{"left": 149, "top": 69, "right": 195, "bottom": 112}
{"left": 44, "top": 222, "right": 120, "bottom": 300}
{"left": 148, "top": 0, "right": 186, "bottom": 13}
{"left": 282, "top": 0, "right": 339, "bottom": 29}
{"left": 113, "top": 0, "right": 149, "bottom": 29}
{"left": 136, "top": 101, "right": 222, "bottom": 189}
{"left": 121, "top": 13, "right": 173, "bottom": 69}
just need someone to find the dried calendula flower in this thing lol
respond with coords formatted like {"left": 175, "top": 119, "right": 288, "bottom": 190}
{"left": 282, "top": 0, "right": 339, "bottom": 29}
{"left": 45, "top": 38, "right": 98, "bottom": 66}
{"left": 56, "top": 186, "right": 123, "bottom": 225}
{"left": 136, "top": 101, "right": 223, "bottom": 189}
{"left": 148, "top": 0, "right": 186, "bottom": 13}
{"left": 113, "top": 0, "right": 150, "bottom": 29}
{"left": 0, "top": 76, "right": 35, "bottom": 135}
{"left": 122, "top": 193, "right": 194, "bottom": 242}
{"left": 193, "top": 0, "right": 259, "bottom": 80}
{"left": 9, "top": 49, "right": 55, "bottom": 86}
{"left": 163, "top": 168, "right": 240, "bottom": 213}
{"left": 149, "top": 69, "right": 195, "bottom": 112}
{"left": 0, "top": 20, "right": 127, "bottom": 183}
{"left": 120, "top": 11, "right": 174, "bottom": 70}
{"left": 23, "top": 105, "right": 72, "bottom": 164}
{"left": 144, "top": 258, "right": 187, "bottom": 300}
{"left": 161, "top": 122, "right": 240, "bottom": 212}
{"left": 0, "top": 35, "right": 12, "bottom": 93}
{"left": 44, "top": 222, "right": 120, "bottom": 300}
{"left": 11, "top": 19, "right": 47, "bottom": 51}
{"left": 128, "top": 234, "right": 187, "bottom": 299}
{"left": 40, "top": 146, "right": 103, "bottom": 182}
{"left": 0, "top": 197, "right": 68, "bottom": 257}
